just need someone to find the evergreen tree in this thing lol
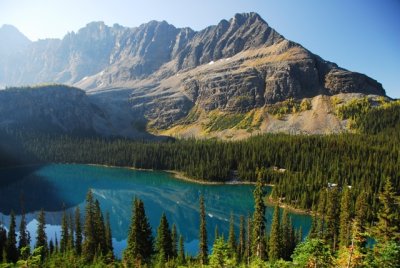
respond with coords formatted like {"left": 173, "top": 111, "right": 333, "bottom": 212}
{"left": 94, "top": 199, "right": 107, "bottom": 255}
{"left": 155, "top": 212, "right": 173, "bottom": 263}
{"left": 60, "top": 208, "right": 69, "bottom": 253}
{"left": 75, "top": 206, "right": 82, "bottom": 255}
{"left": 281, "top": 209, "right": 291, "bottom": 260}
{"left": 292, "top": 238, "right": 334, "bottom": 268}
{"left": 325, "top": 187, "right": 340, "bottom": 250}
{"left": 374, "top": 177, "right": 400, "bottom": 242}
{"left": 35, "top": 209, "right": 48, "bottom": 260}
{"left": 237, "top": 215, "right": 245, "bottom": 261}
{"left": 123, "top": 197, "right": 154, "bottom": 266}
{"left": 6, "top": 211, "right": 18, "bottom": 263}
{"left": 209, "top": 237, "right": 236, "bottom": 267}
{"left": 171, "top": 223, "right": 178, "bottom": 259}
{"left": 214, "top": 225, "right": 219, "bottom": 242}
{"left": 104, "top": 212, "right": 114, "bottom": 258}
{"left": 339, "top": 188, "right": 352, "bottom": 248}
{"left": 252, "top": 176, "right": 266, "bottom": 259}
{"left": 245, "top": 215, "right": 252, "bottom": 263}
{"left": 354, "top": 192, "right": 368, "bottom": 248}
{"left": 227, "top": 213, "right": 236, "bottom": 256}
{"left": 316, "top": 190, "right": 327, "bottom": 239}
{"left": 18, "top": 210, "right": 30, "bottom": 254}
{"left": 83, "top": 189, "right": 96, "bottom": 261}
{"left": 69, "top": 213, "right": 75, "bottom": 251}
{"left": 269, "top": 203, "right": 281, "bottom": 262}
{"left": 199, "top": 195, "right": 208, "bottom": 265}
{"left": 178, "top": 235, "right": 186, "bottom": 265}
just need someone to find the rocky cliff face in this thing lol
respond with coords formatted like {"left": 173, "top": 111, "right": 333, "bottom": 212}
{"left": 0, "top": 13, "right": 386, "bottom": 137}
{"left": 0, "top": 85, "right": 96, "bottom": 133}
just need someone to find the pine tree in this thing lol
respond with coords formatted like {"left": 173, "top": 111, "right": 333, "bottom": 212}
{"left": 281, "top": 209, "right": 291, "bottom": 260}
{"left": 35, "top": 209, "right": 48, "bottom": 260}
{"left": 60, "top": 208, "right": 69, "bottom": 253}
{"left": 339, "top": 188, "right": 352, "bottom": 248}
{"left": 6, "top": 211, "right": 18, "bottom": 263}
{"left": 94, "top": 199, "right": 107, "bottom": 255}
{"left": 104, "top": 212, "right": 114, "bottom": 259}
{"left": 69, "top": 213, "right": 75, "bottom": 251}
{"left": 18, "top": 210, "right": 30, "bottom": 254}
{"left": 269, "top": 203, "right": 281, "bottom": 262}
{"left": 245, "top": 215, "right": 252, "bottom": 263}
{"left": 75, "top": 206, "right": 82, "bottom": 255}
{"left": 199, "top": 195, "right": 208, "bottom": 265}
{"left": 214, "top": 225, "right": 219, "bottom": 242}
{"left": 374, "top": 177, "right": 400, "bottom": 242}
{"left": 83, "top": 189, "right": 97, "bottom": 262}
{"left": 123, "top": 197, "right": 154, "bottom": 266}
{"left": 178, "top": 235, "right": 186, "bottom": 265}
{"left": 171, "top": 223, "right": 178, "bottom": 259}
{"left": 325, "top": 187, "right": 340, "bottom": 250}
{"left": 354, "top": 192, "right": 368, "bottom": 248}
{"left": 155, "top": 212, "right": 173, "bottom": 263}
{"left": 228, "top": 213, "right": 236, "bottom": 256}
{"left": 237, "top": 215, "right": 245, "bottom": 261}
{"left": 316, "top": 190, "right": 327, "bottom": 239}
{"left": 252, "top": 176, "right": 266, "bottom": 259}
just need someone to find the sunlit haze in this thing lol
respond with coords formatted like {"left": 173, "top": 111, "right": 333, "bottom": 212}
{"left": 1, "top": 0, "right": 399, "bottom": 97}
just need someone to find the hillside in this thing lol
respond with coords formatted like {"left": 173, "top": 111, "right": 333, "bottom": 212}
{"left": 0, "top": 13, "right": 387, "bottom": 138}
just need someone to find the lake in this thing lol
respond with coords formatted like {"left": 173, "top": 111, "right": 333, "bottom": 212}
{"left": 0, "top": 164, "right": 311, "bottom": 258}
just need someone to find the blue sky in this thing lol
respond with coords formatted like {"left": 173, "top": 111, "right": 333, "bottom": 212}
{"left": 1, "top": 0, "right": 399, "bottom": 98}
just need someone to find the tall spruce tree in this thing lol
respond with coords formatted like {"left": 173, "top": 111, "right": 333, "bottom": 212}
{"left": 354, "top": 192, "right": 368, "bottom": 248}
{"left": 269, "top": 204, "right": 281, "bottom": 262}
{"left": 60, "top": 208, "right": 69, "bottom": 253}
{"left": 123, "top": 197, "right": 154, "bottom": 266}
{"left": 18, "top": 210, "right": 30, "bottom": 254}
{"left": 237, "top": 215, "right": 245, "bottom": 261}
{"left": 69, "top": 213, "right": 75, "bottom": 251}
{"left": 6, "top": 211, "right": 18, "bottom": 263}
{"left": 35, "top": 209, "right": 48, "bottom": 260}
{"left": 171, "top": 223, "right": 178, "bottom": 259}
{"left": 155, "top": 212, "right": 173, "bottom": 263}
{"left": 252, "top": 176, "right": 266, "bottom": 259}
{"left": 199, "top": 195, "right": 208, "bottom": 265}
{"left": 325, "top": 187, "right": 340, "bottom": 250}
{"left": 94, "top": 199, "right": 107, "bottom": 255}
{"left": 83, "top": 190, "right": 96, "bottom": 261}
{"left": 178, "top": 235, "right": 186, "bottom": 265}
{"left": 339, "top": 188, "right": 352, "bottom": 248}
{"left": 75, "top": 207, "right": 82, "bottom": 255}
{"left": 316, "top": 190, "right": 327, "bottom": 239}
{"left": 281, "top": 209, "right": 291, "bottom": 260}
{"left": 374, "top": 177, "right": 400, "bottom": 242}
{"left": 104, "top": 212, "right": 114, "bottom": 258}
{"left": 245, "top": 215, "right": 252, "bottom": 263}
{"left": 228, "top": 213, "right": 236, "bottom": 256}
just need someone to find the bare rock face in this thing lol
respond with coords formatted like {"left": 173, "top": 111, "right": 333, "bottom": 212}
{"left": 0, "top": 86, "right": 96, "bottom": 134}
{"left": 0, "top": 12, "right": 387, "bottom": 135}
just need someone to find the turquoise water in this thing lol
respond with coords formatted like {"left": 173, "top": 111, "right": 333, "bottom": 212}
{"left": 0, "top": 164, "right": 311, "bottom": 258}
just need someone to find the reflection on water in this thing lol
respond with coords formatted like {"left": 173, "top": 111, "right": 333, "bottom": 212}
{"left": 0, "top": 164, "right": 311, "bottom": 258}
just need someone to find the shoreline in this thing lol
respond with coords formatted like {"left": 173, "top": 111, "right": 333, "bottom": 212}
{"left": 265, "top": 196, "right": 312, "bottom": 215}
{"left": 87, "top": 163, "right": 257, "bottom": 186}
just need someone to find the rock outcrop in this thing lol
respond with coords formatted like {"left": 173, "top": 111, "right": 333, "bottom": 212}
{"left": 0, "top": 13, "right": 386, "bottom": 136}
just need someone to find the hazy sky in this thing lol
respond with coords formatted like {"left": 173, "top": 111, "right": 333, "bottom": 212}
{"left": 1, "top": 0, "right": 399, "bottom": 97}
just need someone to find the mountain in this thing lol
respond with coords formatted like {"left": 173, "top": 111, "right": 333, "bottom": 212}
{"left": 0, "top": 13, "right": 387, "bottom": 138}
